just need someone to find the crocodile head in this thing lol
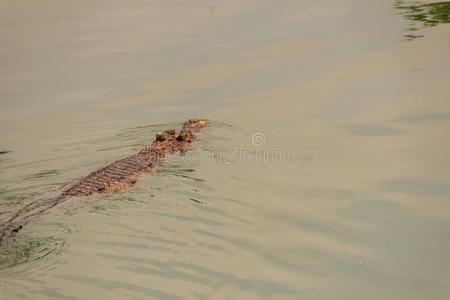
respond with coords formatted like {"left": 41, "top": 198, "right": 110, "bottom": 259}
{"left": 184, "top": 119, "right": 206, "bottom": 130}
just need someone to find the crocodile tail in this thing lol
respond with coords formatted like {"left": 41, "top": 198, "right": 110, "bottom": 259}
{"left": 0, "top": 194, "right": 69, "bottom": 248}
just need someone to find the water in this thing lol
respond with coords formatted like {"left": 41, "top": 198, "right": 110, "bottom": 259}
{"left": 1, "top": 0, "right": 450, "bottom": 299}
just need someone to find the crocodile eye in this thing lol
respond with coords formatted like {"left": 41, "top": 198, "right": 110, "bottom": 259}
{"left": 155, "top": 132, "right": 165, "bottom": 141}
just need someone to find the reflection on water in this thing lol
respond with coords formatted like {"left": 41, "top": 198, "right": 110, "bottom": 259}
{"left": 395, "top": 1, "right": 450, "bottom": 40}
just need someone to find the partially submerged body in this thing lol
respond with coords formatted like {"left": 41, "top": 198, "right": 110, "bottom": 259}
{"left": 0, "top": 119, "right": 205, "bottom": 247}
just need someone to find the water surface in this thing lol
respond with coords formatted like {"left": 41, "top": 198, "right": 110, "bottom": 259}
{"left": 1, "top": 0, "right": 450, "bottom": 299}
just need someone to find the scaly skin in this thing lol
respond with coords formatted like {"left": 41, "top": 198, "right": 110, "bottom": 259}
{"left": 0, "top": 119, "right": 205, "bottom": 247}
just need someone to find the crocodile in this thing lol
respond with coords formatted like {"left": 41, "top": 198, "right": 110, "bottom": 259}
{"left": 0, "top": 119, "right": 206, "bottom": 247}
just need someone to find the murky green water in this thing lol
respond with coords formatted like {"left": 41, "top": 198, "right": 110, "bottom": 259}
{"left": 1, "top": 0, "right": 450, "bottom": 299}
